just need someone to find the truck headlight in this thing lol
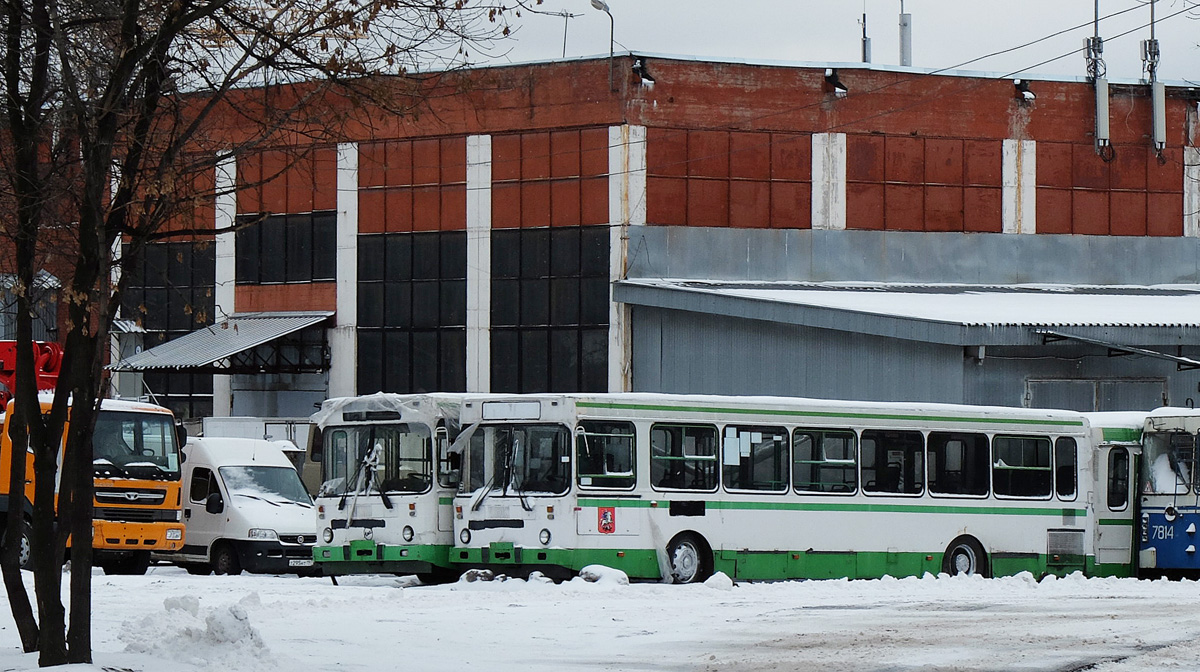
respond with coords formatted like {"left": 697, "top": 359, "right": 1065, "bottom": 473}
{"left": 166, "top": 529, "right": 183, "bottom": 541}
{"left": 248, "top": 528, "right": 279, "bottom": 541}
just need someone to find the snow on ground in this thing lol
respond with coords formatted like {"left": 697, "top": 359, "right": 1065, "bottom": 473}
{"left": 2, "top": 567, "right": 1200, "bottom": 671}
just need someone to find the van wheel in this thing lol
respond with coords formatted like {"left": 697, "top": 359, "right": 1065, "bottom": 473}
{"left": 942, "top": 536, "right": 989, "bottom": 577}
{"left": 1, "top": 521, "right": 33, "bottom": 571}
{"left": 666, "top": 533, "right": 713, "bottom": 584}
{"left": 212, "top": 543, "right": 243, "bottom": 576}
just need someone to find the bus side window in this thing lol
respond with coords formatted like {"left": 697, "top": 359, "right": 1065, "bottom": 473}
{"left": 861, "top": 430, "right": 924, "bottom": 495}
{"left": 1054, "top": 437, "right": 1077, "bottom": 500}
{"left": 1107, "top": 447, "right": 1130, "bottom": 511}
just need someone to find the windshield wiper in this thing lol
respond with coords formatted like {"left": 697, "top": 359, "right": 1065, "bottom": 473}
{"left": 234, "top": 493, "right": 281, "bottom": 507}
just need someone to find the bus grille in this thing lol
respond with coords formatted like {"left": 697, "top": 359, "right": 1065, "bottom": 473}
{"left": 1047, "top": 529, "right": 1085, "bottom": 556}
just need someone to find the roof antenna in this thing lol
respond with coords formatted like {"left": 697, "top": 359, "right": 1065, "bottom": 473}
{"left": 860, "top": 1, "right": 871, "bottom": 63}
{"left": 1142, "top": 0, "right": 1166, "bottom": 160}
{"left": 1086, "top": 0, "right": 1113, "bottom": 161}
{"left": 898, "top": 0, "right": 912, "bottom": 67}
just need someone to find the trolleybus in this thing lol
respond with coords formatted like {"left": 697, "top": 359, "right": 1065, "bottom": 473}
{"left": 452, "top": 393, "right": 1137, "bottom": 583}
{"left": 1135, "top": 407, "right": 1200, "bottom": 577}
{"left": 311, "top": 393, "right": 465, "bottom": 579}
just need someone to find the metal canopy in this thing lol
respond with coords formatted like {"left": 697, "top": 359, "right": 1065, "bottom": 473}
{"left": 110, "top": 311, "right": 333, "bottom": 374}
{"left": 1035, "top": 329, "right": 1200, "bottom": 371}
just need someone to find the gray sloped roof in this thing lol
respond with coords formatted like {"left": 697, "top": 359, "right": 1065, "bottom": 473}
{"left": 110, "top": 311, "right": 332, "bottom": 371}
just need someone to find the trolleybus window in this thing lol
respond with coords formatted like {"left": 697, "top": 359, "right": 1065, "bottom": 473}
{"left": 993, "top": 436, "right": 1052, "bottom": 498}
{"left": 465, "top": 425, "right": 571, "bottom": 496}
{"left": 576, "top": 420, "right": 636, "bottom": 490}
{"left": 722, "top": 425, "right": 787, "bottom": 492}
{"left": 1054, "top": 437, "right": 1078, "bottom": 500}
{"left": 926, "top": 432, "right": 989, "bottom": 497}
{"left": 1108, "top": 447, "right": 1130, "bottom": 510}
{"left": 861, "top": 430, "right": 924, "bottom": 495}
{"left": 650, "top": 424, "right": 718, "bottom": 491}
{"left": 792, "top": 429, "right": 857, "bottom": 494}
{"left": 1141, "top": 431, "right": 1195, "bottom": 495}
{"left": 318, "top": 424, "right": 432, "bottom": 496}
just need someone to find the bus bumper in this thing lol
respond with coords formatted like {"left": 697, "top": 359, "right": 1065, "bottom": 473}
{"left": 313, "top": 541, "right": 449, "bottom": 576}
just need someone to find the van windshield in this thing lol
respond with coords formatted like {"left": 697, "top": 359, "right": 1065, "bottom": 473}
{"left": 219, "top": 466, "right": 312, "bottom": 505}
{"left": 92, "top": 411, "right": 181, "bottom": 480}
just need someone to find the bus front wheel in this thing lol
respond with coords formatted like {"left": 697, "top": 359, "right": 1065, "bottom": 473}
{"left": 942, "top": 536, "right": 989, "bottom": 577}
{"left": 666, "top": 533, "right": 712, "bottom": 584}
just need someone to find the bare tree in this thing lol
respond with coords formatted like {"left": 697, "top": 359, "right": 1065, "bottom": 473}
{"left": 0, "top": 0, "right": 538, "bottom": 665}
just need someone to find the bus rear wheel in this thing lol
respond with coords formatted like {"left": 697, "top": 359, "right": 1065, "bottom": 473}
{"left": 942, "top": 536, "right": 989, "bottom": 577}
{"left": 666, "top": 533, "right": 712, "bottom": 584}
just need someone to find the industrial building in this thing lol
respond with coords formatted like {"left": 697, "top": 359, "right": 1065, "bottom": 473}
{"left": 101, "top": 53, "right": 1200, "bottom": 417}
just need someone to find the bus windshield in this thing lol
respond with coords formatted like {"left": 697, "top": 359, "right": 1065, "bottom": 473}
{"left": 92, "top": 411, "right": 181, "bottom": 480}
{"left": 465, "top": 424, "right": 570, "bottom": 496}
{"left": 318, "top": 424, "right": 432, "bottom": 497}
{"left": 1142, "top": 431, "right": 1197, "bottom": 495}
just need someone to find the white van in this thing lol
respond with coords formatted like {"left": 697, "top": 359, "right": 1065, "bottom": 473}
{"left": 162, "top": 437, "right": 317, "bottom": 575}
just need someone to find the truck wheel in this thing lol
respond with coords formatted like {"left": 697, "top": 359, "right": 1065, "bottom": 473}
{"left": 212, "top": 543, "right": 243, "bottom": 576}
{"left": 1, "top": 521, "right": 33, "bottom": 571}
{"left": 100, "top": 551, "right": 151, "bottom": 576}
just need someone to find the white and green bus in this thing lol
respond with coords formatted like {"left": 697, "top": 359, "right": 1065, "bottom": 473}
{"left": 311, "top": 393, "right": 465, "bottom": 580}
{"left": 452, "top": 393, "right": 1138, "bottom": 582}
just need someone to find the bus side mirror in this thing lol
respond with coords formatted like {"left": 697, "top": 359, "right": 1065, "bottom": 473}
{"left": 205, "top": 492, "right": 224, "bottom": 515}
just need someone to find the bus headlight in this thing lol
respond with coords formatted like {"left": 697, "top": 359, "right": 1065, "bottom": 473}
{"left": 322, "top": 527, "right": 334, "bottom": 543}
{"left": 166, "top": 529, "right": 183, "bottom": 541}
{"left": 402, "top": 526, "right": 415, "bottom": 542}
{"left": 248, "top": 528, "right": 279, "bottom": 541}
{"left": 459, "top": 529, "right": 471, "bottom": 545}
{"left": 363, "top": 527, "right": 373, "bottom": 540}
{"left": 539, "top": 529, "right": 551, "bottom": 546}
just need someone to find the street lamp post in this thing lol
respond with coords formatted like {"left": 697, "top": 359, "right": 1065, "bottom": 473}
{"left": 590, "top": 0, "right": 614, "bottom": 91}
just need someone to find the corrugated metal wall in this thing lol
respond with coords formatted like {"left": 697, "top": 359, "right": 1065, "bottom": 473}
{"left": 632, "top": 306, "right": 963, "bottom": 403}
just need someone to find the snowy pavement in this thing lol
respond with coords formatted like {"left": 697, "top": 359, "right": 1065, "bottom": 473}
{"left": 2, "top": 567, "right": 1200, "bottom": 671}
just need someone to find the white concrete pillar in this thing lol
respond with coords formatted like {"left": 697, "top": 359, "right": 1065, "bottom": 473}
{"left": 327, "top": 142, "right": 359, "bottom": 398}
{"left": 466, "top": 135, "right": 492, "bottom": 393}
{"left": 811, "top": 133, "right": 847, "bottom": 230}
{"left": 1002, "top": 139, "right": 1037, "bottom": 234}
{"left": 608, "top": 125, "right": 647, "bottom": 393}
{"left": 1185, "top": 146, "right": 1200, "bottom": 238}
{"left": 212, "top": 155, "right": 237, "bottom": 415}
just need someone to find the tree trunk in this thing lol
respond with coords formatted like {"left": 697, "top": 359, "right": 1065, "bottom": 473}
{"left": 1, "top": 411, "right": 39, "bottom": 652}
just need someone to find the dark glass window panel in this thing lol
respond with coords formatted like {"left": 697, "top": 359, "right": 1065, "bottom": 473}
{"left": 412, "top": 233, "right": 440, "bottom": 280}
{"left": 385, "top": 234, "right": 412, "bottom": 281}
{"left": 144, "top": 243, "right": 168, "bottom": 286}
{"left": 190, "top": 288, "right": 214, "bottom": 325}
{"left": 580, "top": 328, "right": 608, "bottom": 392}
{"left": 439, "top": 329, "right": 466, "bottom": 391}
{"left": 193, "top": 242, "right": 215, "bottom": 286}
{"left": 359, "top": 235, "right": 385, "bottom": 282}
{"left": 286, "top": 215, "right": 313, "bottom": 282}
{"left": 490, "top": 330, "right": 520, "bottom": 393}
{"left": 121, "top": 244, "right": 143, "bottom": 287}
{"left": 357, "top": 330, "right": 384, "bottom": 394}
{"left": 580, "top": 226, "right": 609, "bottom": 277}
{"left": 491, "top": 279, "right": 520, "bottom": 327}
{"left": 550, "top": 329, "right": 579, "bottom": 392}
{"left": 384, "top": 282, "right": 412, "bottom": 328}
{"left": 143, "top": 288, "right": 168, "bottom": 331}
{"left": 236, "top": 224, "right": 260, "bottom": 283}
{"left": 167, "top": 244, "right": 191, "bottom": 287}
{"left": 550, "top": 227, "right": 581, "bottom": 276}
{"left": 357, "top": 283, "right": 385, "bottom": 327}
{"left": 492, "top": 230, "right": 521, "bottom": 279}
{"left": 312, "top": 212, "right": 337, "bottom": 281}
{"left": 520, "top": 329, "right": 549, "bottom": 393}
{"left": 520, "top": 279, "right": 550, "bottom": 326}
{"left": 167, "top": 297, "right": 191, "bottom": 332}
{"left": 440, "top": 280, "right": 466, "bottom": 327}
{"left": 122, "top": 288, "right": 145, "bottom": 321}
{"left": 411, "top": 331, "right": 439, "bottom": 392}
{"left": 440, "top": 232, "right": 467, "bottom": 280}
{"left": 411, "top": 281, "right": 440, "bottom": 329}
{"left": 260, "top": 216, "right": 286, "bottom": 283}
{"left": 550, "top": 277, "right": 581, "bottom": 326}
{"left": 579, "top": 277, "right": 610, "bottom": 325}
{"left": 192, "top": 372, "right": 214, "bottom": 395}
{"left": 383, "top": 330, "right": 410, "bottom": 393}
{"left": 521, "top": 229, "right": 550, "bottom": 279}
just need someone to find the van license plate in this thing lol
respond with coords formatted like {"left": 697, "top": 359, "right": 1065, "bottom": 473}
{"left": 289, "top": 559, "right": 314, "bottom": 567}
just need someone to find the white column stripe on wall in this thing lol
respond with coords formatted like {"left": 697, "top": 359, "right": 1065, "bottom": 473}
{"left": 608, "top": 125, "right": 646, "bottom": 393}
{"left": 212, "top": 155, "right": 237, "bottom": 416}
{"left": 811, "top": 133, "right": 847, "bottom": 230}
{"left": 1002, "top": 139, "right": 1037, "bottom": 235}
{"left": 329, "top": 142, "right": 359, "bottom": 398}
{"left": 466, "top": 135, "right": 492, "bottom": 393}
{"left": 1185, "top": 146, "right": 1200, "bottom": 238}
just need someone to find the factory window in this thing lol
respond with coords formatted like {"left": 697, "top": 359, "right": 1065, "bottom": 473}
{"left": 236, "top": 211, "right": 336, "bottom": 284}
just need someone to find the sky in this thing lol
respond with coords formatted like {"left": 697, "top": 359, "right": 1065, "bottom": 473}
{"left": 477, "top": 0, "right": 1200, "bottom": 84}
{"left": 4, "top": 567, "right": 1200, "bottom": 671}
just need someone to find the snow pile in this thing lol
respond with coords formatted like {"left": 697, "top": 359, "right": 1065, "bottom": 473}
{"left": 577, "top": 565, "right": 629, "bottom": 585}
{"left": 119, "top": 593, "right": 272, "bottom": 668}
{"left": 704, "top": 571, "right": 734, "bottom": 590}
